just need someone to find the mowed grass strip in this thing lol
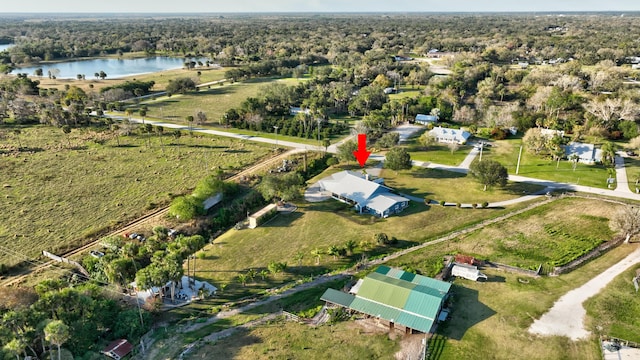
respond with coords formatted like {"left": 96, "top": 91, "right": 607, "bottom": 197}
{"left": 0, "top": 125, "right": 271, "bottom": 266}
{"left": 380, "top": 167, "right": 546, "bottom": 204}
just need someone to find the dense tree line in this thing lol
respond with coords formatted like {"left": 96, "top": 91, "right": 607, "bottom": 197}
{"left": 0, "top": 281, "right": 150, "bottom": 359}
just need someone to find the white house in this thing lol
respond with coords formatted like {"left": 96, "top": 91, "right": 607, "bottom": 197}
{"left": 317, "top": 171, "right": 409, "bottom": 218}
{"left": 565, "top": 142, "right": 603, "bottom": 164}
{"left": 415, "top": 114, "right": 438, "bottom": 125}
{"left": 428, "top": 126, "right": 471, "bottom": 145}
{"left": 540, "top": 128, "right": 565, "bottom": 138}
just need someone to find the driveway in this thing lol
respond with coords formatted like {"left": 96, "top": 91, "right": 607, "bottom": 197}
{"left": 529, "top": 244, "right": 640, "bottom": 340}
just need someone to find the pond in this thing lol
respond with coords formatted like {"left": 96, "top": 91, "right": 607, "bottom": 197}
{"left": 0, "top": 44, "right": 13, "bottom": 52}
{"left": 13, "top": 56, "right": 210, "bottom": 79}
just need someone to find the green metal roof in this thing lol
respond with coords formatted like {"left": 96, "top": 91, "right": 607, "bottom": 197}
{"left": 320, "top": 266, "right": 451, "bottom": 333}
{"left": 350, "top": 297, "right": 403, "bottom": 323}
{"left": 357, "top": 272, "right": 415, "bottom": 309}
{"left": 320, "top": 288, "right": 355, "bottom": 307}
{"left": 375, "top": 265, "right": 451, "bottom": 293}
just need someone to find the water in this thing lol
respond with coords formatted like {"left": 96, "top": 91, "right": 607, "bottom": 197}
{"left": 0, "top": 44, "right": 13, "bottom": 51}
{"left": 13, "top": 56, "right": 209, "bottom": 79}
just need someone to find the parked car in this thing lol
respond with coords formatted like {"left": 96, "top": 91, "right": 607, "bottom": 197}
{"left": 90, "top": 250, "right": 105, "bottom": 258}
{"left": 628, "top": 151, "right": 637, "bottom": 157}
{"left": 128, "top": 233, "right": 138, "bottom": 240}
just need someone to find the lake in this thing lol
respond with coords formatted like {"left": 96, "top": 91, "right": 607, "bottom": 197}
{"left": 0, "top": 44, "right": 14, "bottom": 51}
{"left": 13, "top": 56, "right": 210, "bottom": 79}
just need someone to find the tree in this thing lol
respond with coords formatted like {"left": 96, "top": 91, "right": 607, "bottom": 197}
{"left": 3, "top": 338, "right": 25, "bottom": 360}
{"left": 601, "top": 141, "right": 616, "bottom": 167}
{"left": 186, "top": 115, "right": 194, "bottom": 133}
{"left": 44, "top": 320, "right": 70, "bottom": 360}
{"left": 374, "top": 233, "right": 389, "bottom": 245}
{"left": 384, "top": 147, "right": 412, "bottom": 171}
{"left": 336, "top": 139, "right": 358, "bottom": 163}
{"left": 311, "top": 248, "right": 322, "bottom": 265}
{"left": 522, "top": 128, "right": 549, "bottom": 155}
{"left": 468, "top": 159, "right": 508, "bottom": 191}
{"left": 377, "top": 132, "right": 399, "bottom": 148}
{"left": 613, "top": 206, "right": 640, "bottom": 243}
{"left": 237, "top": 273, "right": 248, "bottom": 287}
{"left": 196, "top": 110, "right": 207, "bottom": 125}
{"left": 344, "top": 240, "right": 356, "bottom": 255}
{"left": 419, "top": 132, "right": 436, "bottom": 149}
{"left": 139, "top": 109, "right": 147, "bottom": 124}
{"left": 99, "top": 70, "right": 107, "bottom": 80}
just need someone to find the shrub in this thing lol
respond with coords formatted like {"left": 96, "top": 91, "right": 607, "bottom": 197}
{"left": 326, "top": 157, "right": 339, "bottom": 166}
{"left": 482, "top": 201, "right": 489, "bottom": 208}
{"left": 472, "top": 203, "right": 478, "bottom": 209}
{"left": 374, "top": 233, "right": 389, "bottom": 245}
{"left": 168, "top": 195, "right": 203, "bottom": 220}
{"left": 424, "top": 198, "right": 431, "bottom": 205}
{"left": 456, "top": 202, "right": 461, "bottom": 208}
{"left": 439, "top": 200, "right": 446, "bottom": 206}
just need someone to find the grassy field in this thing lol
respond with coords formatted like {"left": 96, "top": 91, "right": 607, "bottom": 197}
{"left": 584, "top": 261, "right": 640, "bottom": 342}
{"left": 381, "top": 167, "right": 546, "bottom": 204}
{"left": 377, "top": 200, "right": 635, "bottom": 360}
{"left": 27, "top": 67, "right": 226, "bottom": 93}
{"left": 186, "top": 318, "right": 400, "bottom": 360}
{"left": 189, "top": 175, "right": 537, "bottom": 305}
{"left": 0, "top": 124, "right": 271, "bottom": 267}
{"left": 483, "top": 138, "right": 611, "bottom": 189}
{"left": 389, "top": 85, "right": 424, "bottom": 100}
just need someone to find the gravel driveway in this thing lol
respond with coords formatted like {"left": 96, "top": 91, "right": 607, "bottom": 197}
{"left": 529, "top": 245, "right": 640, "bottom": 340}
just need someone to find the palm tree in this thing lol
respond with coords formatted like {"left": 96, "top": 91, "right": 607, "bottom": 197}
{"left": 344, "top": 240, "right": 356, "bottom": 256}
{"left": 237, "top": 273, "right": 248, "bottom": 287}
{"left": 44, "top": 320, "right": 70, "bottom": 360}
{"left": 311, "top": 248, "right": 322, "bottom": 265}
{"left": 327, "top": 245, "right": 339, "bottom": 260}
{"left": 259, "top": 269, "right": 270, "bottom": 280}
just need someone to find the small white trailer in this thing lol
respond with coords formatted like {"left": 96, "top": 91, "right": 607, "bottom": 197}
{"left": 451, "top": 263, "right": 488, "bottom": 281}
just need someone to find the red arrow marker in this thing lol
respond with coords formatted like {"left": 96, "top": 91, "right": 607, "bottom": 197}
{"left": 353, "top": 133, "right": 371, "bottom": 167}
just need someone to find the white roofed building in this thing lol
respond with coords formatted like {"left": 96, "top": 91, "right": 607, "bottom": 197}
{"left": 428, "top": 126, "right": 471, "bottom": 145}
{"left": 317, "top": 171, "right": 410, "bottom": 218}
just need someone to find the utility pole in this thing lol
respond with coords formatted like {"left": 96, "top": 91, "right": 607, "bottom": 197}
{"left": 273, "top": 125, "right": 279, "bottom": 151}
{"left": 479, "top": 142, "right": 484, "bottom": 162}
{"left": 516, "top": 145, "right": 523, "bottom": 175}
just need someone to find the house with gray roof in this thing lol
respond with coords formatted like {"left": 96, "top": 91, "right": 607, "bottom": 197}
{"left": 428, "top": 126, "right": 471, "bottom": 145}
{"left": 317, "top": 171, "right": 409, "bottom": 217}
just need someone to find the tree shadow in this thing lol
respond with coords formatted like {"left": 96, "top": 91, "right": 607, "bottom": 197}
{"left": 257, "top": 211, "right": 304, "bottom": 228}
{"left": 437, "top": 284, "right": 496, "bottom": 341}
{"left": 412, "top": 168, "right": 467, "bottom": 180}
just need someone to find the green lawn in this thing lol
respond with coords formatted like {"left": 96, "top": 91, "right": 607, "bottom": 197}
{"left": 483, "top": 138, "right": 611, "bottom": 189}
{"left": 381, "top": 167, "right": 546, "bottom": 204}
{"left": 0, "top": 124, "right": 271, "bottom": 266}
{"left": 192, "top": 195, "right": 525, "bottom": 304}
{"left": 137, "top": 78, "right": 272, "bottom": 123}
{"left": 585, "top": 262, "right": 640, "bottom": 342}
{"left": 389, "top": 85, "right": 424, "bottom": 100}
{"left": 408, "top": 144, "right": 473, "bottom": 166}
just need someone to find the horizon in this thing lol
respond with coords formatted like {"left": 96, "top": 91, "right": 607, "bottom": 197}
{"left": 4, "top": 0, "right": 640, "bottom": 14}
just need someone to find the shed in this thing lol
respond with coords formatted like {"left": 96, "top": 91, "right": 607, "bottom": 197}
{"left": 248, "top": 203, "right": 278, "bottom": 229}
{"left": 102, "top": 339, "right": 133, "bottom": 360}
{"left": 415, "top": 114, "right": 438, "bottom": 125}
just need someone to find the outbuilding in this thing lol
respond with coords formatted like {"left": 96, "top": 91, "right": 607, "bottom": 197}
{"left": 321, "top": 266, "right": 451, "bottom": 334}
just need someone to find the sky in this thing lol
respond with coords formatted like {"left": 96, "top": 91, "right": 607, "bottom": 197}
{"left": 5, "top": 0, "right": 640, "bottom": 13}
